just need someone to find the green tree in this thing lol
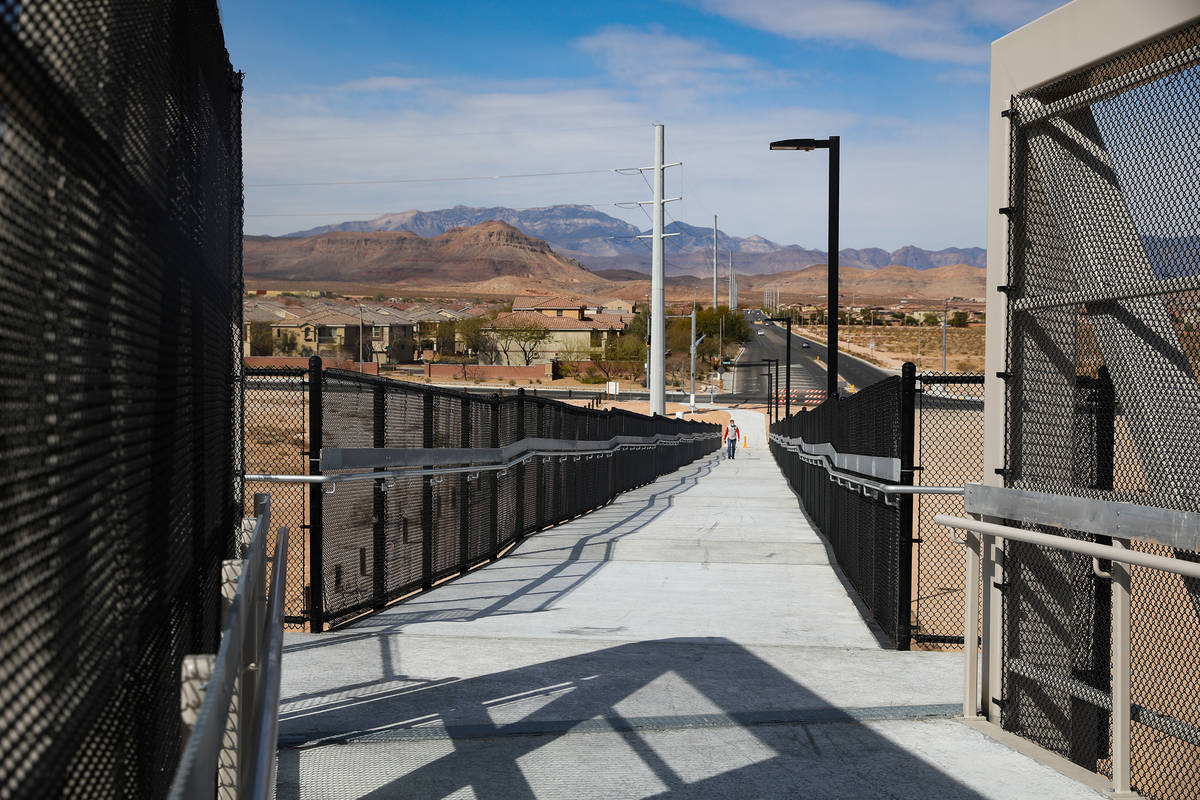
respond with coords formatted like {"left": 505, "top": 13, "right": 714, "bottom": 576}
{"left": 491, "top": 317, "right": 552, "bottom": 366}
{"left": 436, "top": 320, "right": 458, "bottom": 354}
{"left": 387, "top": 328, "right": 417, "bottom": 363}
{"left": 456, "top": 316, "right": 496, "bottom": 363}
{"left": 950, "top": 311, "right": 969, "bottom": 328}
{"left": 279, "top": 332, "right": 298, "bottom": 355}
{"left": 248, "top": 322, "right": 275, "bottom": 356}
{"left": 342, "top": 325, "right": 363, "bottom": 361}
{"left": 922, "top": 312, "right": 941, "bottom": 327}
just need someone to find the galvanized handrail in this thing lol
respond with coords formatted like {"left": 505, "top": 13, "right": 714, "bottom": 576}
{"left": 168, "top": 494, "right": 289, "bottom": 800}
{"left": 768, "top": 432, "right": 964, "bottom": 504}
{"left": 937, "top": 487, "right": 1200, "bottom": 797}
{"left": 245, "top": 431, "right": 722, "bottom": 492}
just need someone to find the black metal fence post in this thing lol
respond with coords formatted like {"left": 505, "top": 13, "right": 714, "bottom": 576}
{"left": 536, "top": 401, "right": 547, "bottom": 530}
{"left": 490, "top": 394, "right": 501, "bottom": 556}
{"left": 515, "top": 389, "right": 526, "bottom": 537}
{"left": 459, "top": 395, "right": 472, "bottom": 573}
{"left": 308, "top": 356, "right": 325, "bottom": 632}
{"left": 785, "top": 317, "right": 792, "bottom": 418}
{"left": 421, "top": 391, "right": 434, "bottom": 591}
{"left": 372, "top": 381, "right": 386, "bottom": 610}
{"left": 897, "top": 361, "right": 917, "bottom": 651}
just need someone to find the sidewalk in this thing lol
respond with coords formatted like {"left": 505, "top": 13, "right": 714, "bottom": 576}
{"left": 276, "top": 410, "right": 1101, "bottom": 799}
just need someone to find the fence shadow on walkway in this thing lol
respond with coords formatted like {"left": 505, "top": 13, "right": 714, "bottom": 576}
{"left": 281, "top": 455, "right": 718, "bottom": 662}
{"left": 276, "top": 636, "right": 981, "bottom": 799}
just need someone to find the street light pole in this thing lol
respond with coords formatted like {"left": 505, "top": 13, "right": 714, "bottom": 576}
{"left": 763, "top": 371, "right": 772, "bottom": 421}
{"left": 770, "top": 135, "right": 839, "bottom": 400}
{"left": 769, "top": 315, "right": 792, "bottom": 418}
{"left": 828, "top": 136, "right": 840, "bottom": 400}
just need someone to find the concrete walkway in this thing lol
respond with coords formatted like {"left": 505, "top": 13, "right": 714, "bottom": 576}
{"left": 277, "top": 410, "right": 1101, "bottom": 799}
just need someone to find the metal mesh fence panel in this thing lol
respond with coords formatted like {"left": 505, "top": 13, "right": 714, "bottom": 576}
{"left": 769, "top": 377, "right": 911, "bottom": 647}
{"left": 912, "top": 373, "right": 985, "bottom": 648}
{"left": 0, "top": 2, "right": 242, "bottom": 796}
{"left": 1002, "top": 22, "right": 1200, "bottom": 799}
{"left": 311, "top": 370, "right": 720, "bottom": 627}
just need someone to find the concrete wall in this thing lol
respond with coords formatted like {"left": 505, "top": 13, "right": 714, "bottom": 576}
{"left": 424, "top": 363, "right": 551, "bottom": 380}
{"left": 244, "top": 356, "right": 378, "bottom": 374}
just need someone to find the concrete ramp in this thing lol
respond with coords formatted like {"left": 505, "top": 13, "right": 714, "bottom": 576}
{"left": 276, "top": 410, "right": 1102, "bottom": 799}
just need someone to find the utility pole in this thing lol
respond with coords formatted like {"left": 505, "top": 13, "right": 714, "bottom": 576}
{"left": 942, "top": 298, "right": 948, "bottom": 373}
{"left": 712, "top": 215, "right": 718, "bottom": 310}
{"left": 729, "top": 251, "right": 737, "bottom": 310}
{"left": 358, "top": 303, "right": 365, "bottom": 372}
{"left": 689, "top": 292, "right": 697, "bottom": 411}
{"left": 635, "top": 124, "right": 680, "bottom": 416}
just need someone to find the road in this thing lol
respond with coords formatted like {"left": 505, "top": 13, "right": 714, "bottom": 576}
{"left": 727, "top": 310, "right": 893, "bottom": 404}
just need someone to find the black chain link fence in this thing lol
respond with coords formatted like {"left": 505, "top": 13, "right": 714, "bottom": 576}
{"left": 769, "top": 373, "right": 915, "bottom": 648}
{"left": 250, "top": 362, "right": 721, "bottom": 630}
{"left": 1002, "top": 22, "right": 1200, "bottom": 800}
{"left": 912, "top": 373, "right": 985, "bottom": 648}
{"left": 244, "top": 368, "right": 310, "bottom": 629}
{"left": 0, "top": 1, "right": 242, "bottom": 796}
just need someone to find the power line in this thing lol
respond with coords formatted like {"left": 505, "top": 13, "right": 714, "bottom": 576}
{"left": 246, "top": 167, "right": 623, "bottom": 188}
{"left": 249, "top": 123, "right": 643, "bottom": 144}
{"left": 246, "top": 201, "right": 627, "bottom": 218}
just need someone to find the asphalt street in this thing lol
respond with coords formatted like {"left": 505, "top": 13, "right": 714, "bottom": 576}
{"left": 727, "top": 311, "right": 894, "bottom": 405}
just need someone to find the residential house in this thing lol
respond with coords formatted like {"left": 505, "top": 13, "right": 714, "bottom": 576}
{"left": 242, "top": 299, "right": 298, "bottom": 356}
{"left": 594, "top": 297, "right": 634, "bottom": 314}
{"left": 485, "top": 305, "right": 627, "bottom": 366}
{"left": 268, "top": 308, "right": 361, "bottom": 358}
{"left": 512, "top": 295, "right": 587, "bottom": 320}
{"left": 357, "top": 305, "right": 418, "bottom": 363}
{"left": 406, "top": 305, "right": 468, "bottom": 355}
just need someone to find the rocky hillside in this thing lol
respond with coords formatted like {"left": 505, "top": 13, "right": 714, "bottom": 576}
{"left": 244, "top": 221, "right": 599, "bottom": 285}
{"left": 283, "top": 204, "right": 986, "bottom": 275}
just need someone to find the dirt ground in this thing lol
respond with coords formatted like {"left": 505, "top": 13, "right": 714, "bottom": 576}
{"left": 799, "top": 325, "right": 986, "bottom": 373}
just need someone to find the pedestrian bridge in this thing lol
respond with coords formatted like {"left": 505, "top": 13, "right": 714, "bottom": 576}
{"left": 273, "top": 409, "right": 1098, "bottom": 799}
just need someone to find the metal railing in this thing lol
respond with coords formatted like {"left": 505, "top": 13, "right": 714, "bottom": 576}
{"left": 168, "top": 494, "right": 289, "bottom": 800}
{"left": 768, "top": 431, "right": 962, "bottom": 506}
{"left": 246, "top": 432, "right": 720, "bottom": 491}
{"left": 938, "top": 483, "right": 1200, "bottom": 798}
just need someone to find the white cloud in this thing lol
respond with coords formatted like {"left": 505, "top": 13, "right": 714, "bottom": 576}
{"left": 337, "top": 76, "right": 429, "bottom": 92}
{"left": 679, "top": 0, "right": 1067, "bottom": 66}
{"left": 242, "top": 76, "right": 986, "bottom": 250}
{"left": 240, "top": 20, "right": 991, "bottom": 250}
{"left": 577, "top": 25, "right": 790, "bottom": 100}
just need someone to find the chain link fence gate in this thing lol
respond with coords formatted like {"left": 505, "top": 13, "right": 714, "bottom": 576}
{"left": 911, "top": 373, "right": 986, "bottom": 648}
{"left": 1001, "top": 21, "right": 1200, "bottom": 800}
{"left": 244, "top": 367, "right": 311, "bottom": 629}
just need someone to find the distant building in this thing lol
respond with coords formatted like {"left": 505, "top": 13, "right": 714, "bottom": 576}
{"left": 485, "top": 302, "right": 628, "bottom": 366}
{"left": 512, "top": 295, "right": 588, "bottom": 319}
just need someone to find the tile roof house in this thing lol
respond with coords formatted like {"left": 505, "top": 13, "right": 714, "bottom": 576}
{"left": 511, "top": 295, "right": 588, "bottom": 320}
{"left": 484, "top": 309, "right": 627, "bottom": 366}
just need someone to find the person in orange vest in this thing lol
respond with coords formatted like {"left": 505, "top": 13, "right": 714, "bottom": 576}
{"left": 724, "top": 421, "right": 740, "bottom": 459}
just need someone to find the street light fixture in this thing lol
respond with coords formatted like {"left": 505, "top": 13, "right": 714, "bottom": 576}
{"left": 770, "top": 136, "right": 839, "bottom": 401}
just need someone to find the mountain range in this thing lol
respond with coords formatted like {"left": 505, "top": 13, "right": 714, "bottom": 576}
{"left": 245, "top": 220, "right": 596, "bottom": 285}
{"left": 284, "top": 204, "right": 986, "bottom": 276}
{"left": 246, "top": 220, "right": 987, "bottom": 302}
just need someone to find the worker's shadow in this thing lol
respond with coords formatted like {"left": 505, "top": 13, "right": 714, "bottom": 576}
{"left": 275, "top": 636, "right": 984, "bottom": 799}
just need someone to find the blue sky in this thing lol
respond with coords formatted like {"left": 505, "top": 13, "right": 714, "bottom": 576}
{"left": 223, "top": 0, "right": 1066, "bottom": 248}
